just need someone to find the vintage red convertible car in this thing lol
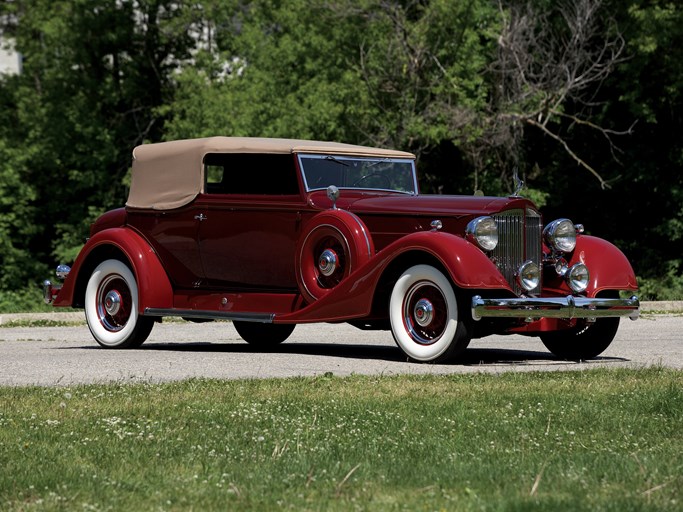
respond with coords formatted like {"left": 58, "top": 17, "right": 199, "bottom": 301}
{"left": 44, "top": 137, "right": 640, "bottom": 362}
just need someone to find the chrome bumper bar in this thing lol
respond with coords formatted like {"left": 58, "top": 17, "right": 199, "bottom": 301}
{"left": 471, "top": 295, "right": 640, "bottom": 321}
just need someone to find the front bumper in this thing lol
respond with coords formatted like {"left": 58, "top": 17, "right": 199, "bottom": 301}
{"left": 471, "top": 295, "right": 640, "bottom": 321}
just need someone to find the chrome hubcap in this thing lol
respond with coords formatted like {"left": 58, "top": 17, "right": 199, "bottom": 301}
{"left": 413, "top": 298, "right": 434, "bottom": 327}
{"left": 403, "top": 282, "right": 448, "bottom": 345}
{"left": 318, "top": 249, "right": 338, "bottom": 277}
{"left": 104, "top": 290, "right": 122, "bottom": 316}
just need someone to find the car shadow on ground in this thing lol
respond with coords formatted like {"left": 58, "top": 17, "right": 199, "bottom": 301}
{"left": 133, "top": 341, "right": 629, "bottom": 366}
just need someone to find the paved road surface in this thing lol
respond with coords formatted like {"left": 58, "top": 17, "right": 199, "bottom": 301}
{"left": 0, "top": 313, "right": 680, "bottom": 386}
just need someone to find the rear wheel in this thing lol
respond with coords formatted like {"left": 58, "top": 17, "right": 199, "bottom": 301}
{"left": 540, "top": 317, "right": 620, "bottom": 360}
{"left": 233, "top": 322, "right": 295, "bottom": 347}
{"left": 389, "top": 265, "right": 470, "bottom": 363}
{"left": 84, "top": 259, "right": 154, "bottom": 348}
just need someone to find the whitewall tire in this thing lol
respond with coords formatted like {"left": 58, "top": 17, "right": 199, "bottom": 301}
{"left": 84, "top": 259, "right": 154, "bottom": 348}
{"left": 389, "top": 265, "right": 470, "bottom": 362}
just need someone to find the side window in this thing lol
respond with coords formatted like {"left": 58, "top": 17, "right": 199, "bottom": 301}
{"left": 203, "top": 153, "right": 300, "bottom": 195}
{"left": 205, "top": 165, "right": 224, "bottom": 194}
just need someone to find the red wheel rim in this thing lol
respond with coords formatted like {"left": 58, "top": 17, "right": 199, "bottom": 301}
{"left": 402, "top": 281, "right": 448, "bottom": 345}
{"left": 299, "top": 225, "right": 352, "bottom": 301}
{"left": 96, "top": 274, "right": 132, "bottom": 332}
{"left": 313, "top": 235, "right": 347, "bottom": 288}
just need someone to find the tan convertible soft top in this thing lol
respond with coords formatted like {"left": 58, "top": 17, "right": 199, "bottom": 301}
{"left": 126, "top": 137, "right": 415, "bottom": 210}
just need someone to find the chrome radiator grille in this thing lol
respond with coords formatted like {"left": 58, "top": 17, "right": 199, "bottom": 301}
{"left": 491, "top": 209, "right": 543, "bottom": 296}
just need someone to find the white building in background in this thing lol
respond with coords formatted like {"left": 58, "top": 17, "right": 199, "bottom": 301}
{"left": 0, "top": 38, "right": 21, "bottom": 75}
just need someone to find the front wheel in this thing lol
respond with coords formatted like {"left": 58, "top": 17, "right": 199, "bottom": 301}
{"left": 233, "top": 321, "right": 295, "bottom": 347}
{"left": 540, "top": 317, "right": 620, "bottom": 360}
{"left": 389, "top": 265, "right": 471, "bottom": 363}
{"left": 84, "top": 259, "right": 154, "bottom": 348}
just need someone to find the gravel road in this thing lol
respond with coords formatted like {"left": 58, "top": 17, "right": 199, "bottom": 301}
{"left": 0, "top": 311, "right": 680, "bottom": 387}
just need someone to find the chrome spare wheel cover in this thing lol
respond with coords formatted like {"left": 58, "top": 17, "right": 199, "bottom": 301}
{"left": 318, "top": 249, "right": 338, "bottom": 277}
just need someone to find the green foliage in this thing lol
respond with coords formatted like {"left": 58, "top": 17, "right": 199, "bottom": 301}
{"left": 532, "top": 0, "right": 683, "bottom": 287}
{"left": 638, "top": 260, "right": 683, "bottom": 301}
{"left": 163, "top": 0, "right": 376, "bottom": 143}
{"left": 0, "top": 287, "right": 53, "bottom": 313}
{"left": 0, "top": 0, "right": 199, "bottom": 280}
{"left": 1, "top": 0, "right": 683, "bottom": 301}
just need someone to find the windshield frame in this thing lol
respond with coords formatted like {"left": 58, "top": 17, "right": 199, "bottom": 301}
{"left": 298, "top": 154, "right": 418, "bottom": 195}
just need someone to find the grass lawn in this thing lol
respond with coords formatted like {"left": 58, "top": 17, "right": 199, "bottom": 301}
{"left": 1, "top": 368, "right": 681, "bottom": 511}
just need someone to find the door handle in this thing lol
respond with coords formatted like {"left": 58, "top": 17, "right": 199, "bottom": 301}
{"left": 194, "top": 213, "right": 207, "bottom": 221}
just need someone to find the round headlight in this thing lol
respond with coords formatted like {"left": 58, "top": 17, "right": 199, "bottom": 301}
{"left": 517, "top": 260, "right": 540, "bottom": 291}
{"left": 566, "top": 263, "right": 589, "bottom": 293}
{"left": 543, "top": 218, "right": 577, "bottom": 253}
{"left": 466, "top": 216, "right": 498, "bottom": 251}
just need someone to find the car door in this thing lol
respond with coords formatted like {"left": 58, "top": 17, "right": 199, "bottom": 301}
{"left": 127, "top": 207, "right": 205, "bottom": 289}
{"left": 195, "top": 153, "right": 305, "bottom": 291}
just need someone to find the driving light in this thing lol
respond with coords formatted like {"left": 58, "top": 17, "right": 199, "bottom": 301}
{"left": 517, "top": 260, "right": 540, "bottom": 291}
{"left": 566, "top": 263, "right": 589, "bottom": 293}
{"left": 544, "top": 218, "right": 577, "bottom": 253}
{"left": 466, "top": 216, "right": 498, "bottom": 251}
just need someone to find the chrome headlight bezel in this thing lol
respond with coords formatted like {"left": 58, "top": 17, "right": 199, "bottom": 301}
{"left": 517, "top": 260, "right": 540, "bottom": 292}
{"left": 466, "top": 216, "right": 498, "bottom": 252}
{"left": 543, "top": 218, "right": 577, "bottom": 253}
{"left": 566, "top": 263, "right": 590, "bottom": 293}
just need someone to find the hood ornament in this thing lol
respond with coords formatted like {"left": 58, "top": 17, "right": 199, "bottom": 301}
{"left": 511, "top": 167, "right": 524, "bottom": 197}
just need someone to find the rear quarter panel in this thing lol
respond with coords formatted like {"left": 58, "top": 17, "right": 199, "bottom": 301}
{"left": 53, "top": 228, "right": 173, "bottom": 312}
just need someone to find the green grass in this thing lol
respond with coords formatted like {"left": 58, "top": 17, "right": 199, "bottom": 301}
{"left": 0, "top": 319, "right": 84, "bottom": 328}
{"left": 1, "top": 369, "right": 681, "bottom": 511}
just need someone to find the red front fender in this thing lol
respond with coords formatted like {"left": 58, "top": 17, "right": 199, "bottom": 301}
{"left": 570, "top": 235, "right": 638, "bottom": 296}
{"left": 53, "top": 228, "right": 173, "bottom": 313}
{"left": 388, "top": 231, "right": 511, "bottom": 290}
{"left": 277, "top": 231, "right": 510, "bottom": 323}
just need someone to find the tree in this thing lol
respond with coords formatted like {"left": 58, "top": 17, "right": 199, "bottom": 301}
{"left": 484, "top": 0, "right": 630, "bottom": 190}
{"left": 163, "top": 0, "right": 375, "bottom": 143}
{"left": 0, "top": 0, "right": 199, "bottom": 276}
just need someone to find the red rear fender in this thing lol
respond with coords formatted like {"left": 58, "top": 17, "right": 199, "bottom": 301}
{"left": 53, "top": 228, "right": 173, "bottom": 312}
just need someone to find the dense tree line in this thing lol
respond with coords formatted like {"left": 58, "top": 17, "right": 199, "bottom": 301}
{"left": 0, "top": 0, "right": 681, "bottom": 303}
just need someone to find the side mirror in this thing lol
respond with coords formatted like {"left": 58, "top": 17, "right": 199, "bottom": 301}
{"left": 326, "top": 185, "right": 340, "bottom": 209}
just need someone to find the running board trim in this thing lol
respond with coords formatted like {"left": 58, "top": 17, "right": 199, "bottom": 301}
{"left": 144, "top": 308, "right": 275, "bottom": 323}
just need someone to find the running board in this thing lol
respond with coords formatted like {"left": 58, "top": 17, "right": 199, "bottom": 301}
{"left": 144, "top": 308, "right": 275, "bottom": 323}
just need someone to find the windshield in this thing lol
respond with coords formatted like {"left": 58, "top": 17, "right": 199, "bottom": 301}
{"left": 299, "top": 154, "right": 417, "bottom": 194}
